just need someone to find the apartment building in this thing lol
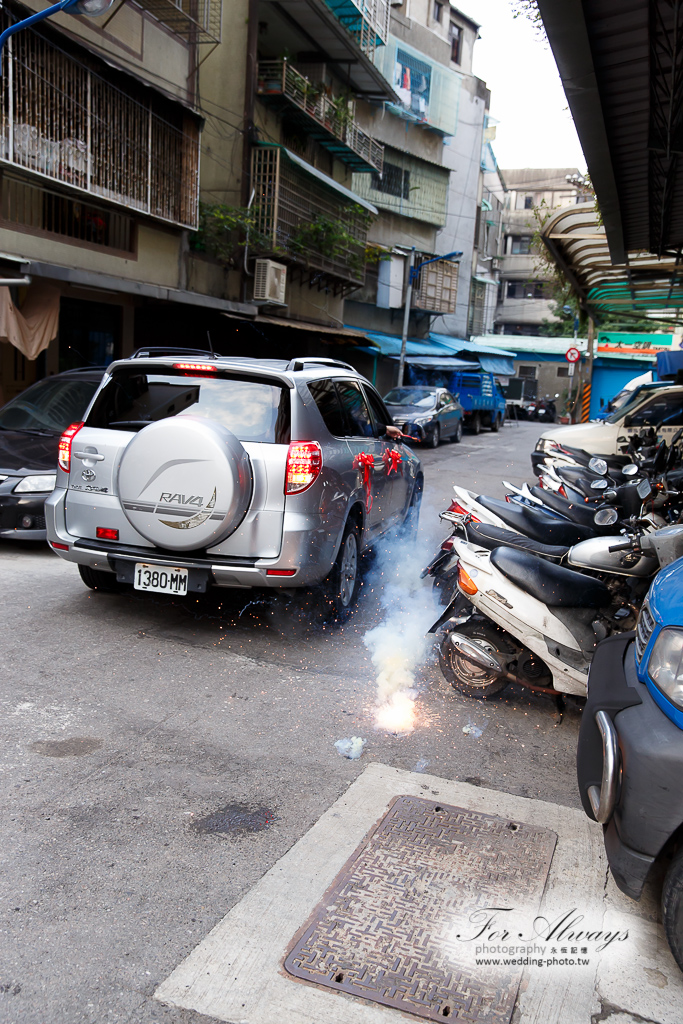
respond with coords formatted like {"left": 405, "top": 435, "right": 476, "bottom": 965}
{"left": 0, "top": 0, "right": 243, "bottom": 400}
{"left": 0, "top": 0, "right": 492, "bottom": 399}
{"left": 493, "top": 168, "right": 585, "bottom": 336}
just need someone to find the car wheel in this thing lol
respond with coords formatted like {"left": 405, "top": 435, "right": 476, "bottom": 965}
{"left": 428, "top": 424, "right": 440, "bottom": 448}
{"left": 491, "top": 413, "right": 501, "bottom": 433}
{"left": 662, "top": 846, "right": 683, "bottom": 971}
{"left": 451, "top": 419, "right": 463, "bottom": 444}
{"left": 78, "top": 564, "right": 124, "bottom": 593}
{"left": 325, "top": 518, "right": 361, "bottom": 620}
{"left": 438, "top": 620, "right": 510, "bottom": 699}
{"left": 471, "top": 413, "right": 481, "bottom": 435}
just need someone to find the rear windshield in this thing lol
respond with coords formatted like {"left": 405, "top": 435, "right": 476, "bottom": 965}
{"left": 0, "top": 377, "right": 99, "bottom": 433}
{"left": 86, "top": 369, "right": 290, "bottom": 444}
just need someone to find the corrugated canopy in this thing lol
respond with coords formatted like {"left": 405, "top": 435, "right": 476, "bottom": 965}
{"left": 541, "top": 205, "right": 683, "bottom": 321}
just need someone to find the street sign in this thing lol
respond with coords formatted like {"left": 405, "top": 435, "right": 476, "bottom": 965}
{"left": 565, "top": 346, "right": 581, "bottom": 363}
{"left": 568, "top": 362, "right": 575, "bottom": 376}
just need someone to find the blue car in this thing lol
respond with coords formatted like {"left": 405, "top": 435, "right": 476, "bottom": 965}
{"left": 578, "top": 558, "right": 683, "bottom": 971}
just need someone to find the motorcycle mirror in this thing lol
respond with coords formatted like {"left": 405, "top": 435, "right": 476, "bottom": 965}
{"left": 622, "top": 463, "right": 639, "bottom": 477}
{"left": 617, "top": 436, "right": 628, "bottom": 443}
{"left": 589, "top": 457, "right": 608, "bottom": 476}
{"left": 590, "top": 479, "right": 608, "bottom": 490}
{"left": 594, "top": 507, "right": 619, "bottom": 526}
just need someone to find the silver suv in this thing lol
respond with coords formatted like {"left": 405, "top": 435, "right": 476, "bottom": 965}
{"left": 46, "top": 352, "right": 423, "bottom": 617}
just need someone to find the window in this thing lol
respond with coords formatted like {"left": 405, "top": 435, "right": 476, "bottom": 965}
{"left": 449, "top": 22, "right": 462, "bottom": 62}
{"left": 364, "top": 385, "right": 393, "bottom": 432}
{"left": 371, "top": 162, "right": 410, "bottom": 199}
{"left": 510, "top": 236, "right": 532, "bottom": 254}
{"left": 557, "top": 366, "right": 570, "bottom": 378}
{"left": 506, "top": 280, "right": 549, "bottom": 299}
{"left": 335, "top": 380, "right": 377, "bottom": 437}
{"left": 433, "top": 1, "right": 443, "bottom": 22}
{"left": 88, "top": 370, "right": 290, "bottom": 442}
{"left": 395, "top": 49, "right": 432, "bottom": 118}
{"left": 518, "top": 365, "right": 537, "bottom": 379}
{"left": 308, "top": 379, "right": 347, "bottom": 437}
{"left": 626, "top": 394, "right": 683, "bottom": 428}
{"left": 524, "top": 196, "right": 534, "bottom": 209}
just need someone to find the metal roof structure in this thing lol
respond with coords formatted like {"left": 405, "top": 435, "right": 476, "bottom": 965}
{"left": 541, "top": 204, "right": 683, "bottom": 324}
{"left": 537, "top": 0, "right": 683, "bottom": 262}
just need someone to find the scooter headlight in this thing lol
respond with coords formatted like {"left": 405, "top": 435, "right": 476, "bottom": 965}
{"left": 648, "top": 627, "right": 683, "bottom": 712}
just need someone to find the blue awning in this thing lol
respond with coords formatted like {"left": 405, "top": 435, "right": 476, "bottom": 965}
{"left": 429, "top": 334, "right": 515, "bottom": 374}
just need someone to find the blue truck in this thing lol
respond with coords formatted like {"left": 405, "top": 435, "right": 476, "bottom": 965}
{"left": 448, "top": 370, "right": 507, "bottom": 434}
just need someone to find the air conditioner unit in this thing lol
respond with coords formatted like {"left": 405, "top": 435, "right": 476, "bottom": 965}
{"left": 253, "top": 259, "right": 287, "bottom": 304}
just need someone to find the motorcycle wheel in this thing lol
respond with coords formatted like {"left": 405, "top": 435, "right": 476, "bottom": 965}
{"left": 439, "top": 620, "right": 512, "bottom": 699}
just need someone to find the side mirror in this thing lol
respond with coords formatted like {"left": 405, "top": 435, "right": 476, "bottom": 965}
{"left": 589, "top": 457, "right": 608, "bottom": 475}
{"left": 590, "top": 479, "right": 608, "bottom": 490}
{"left": 622, "top": 464, "right": 638, "bottom": 477}
{"left": 594, "top": 507, "right": 619, "bottom": 526}
{"left": 623, "top": 416, "right": 633, "bottom": 427}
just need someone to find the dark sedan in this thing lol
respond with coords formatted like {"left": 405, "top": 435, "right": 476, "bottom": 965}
{"left": 0, "top": 368, "right": 105, "bottom": 540}
{"left": 383, "top": 386, "right": 463, "bottom": 448}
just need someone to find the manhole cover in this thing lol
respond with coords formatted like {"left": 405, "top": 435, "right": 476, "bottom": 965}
{"left": 284, "top": 795, "right": 556, "bottom": 1023}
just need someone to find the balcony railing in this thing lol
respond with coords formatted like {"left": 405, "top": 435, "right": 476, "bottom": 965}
{"left": 133, "top": 0, "right": 221, "bottom": 44}
{"left": 0, "top": 15, "right": 200, "bottom": 229}
{"left": 257, "top": 61, "right": 383, "bottom": 174}
{"left": 323, "top": 0, "right": 389, "bottom": 60}
{"left": 251, "top": 146, "right": 370, "bottom": 288}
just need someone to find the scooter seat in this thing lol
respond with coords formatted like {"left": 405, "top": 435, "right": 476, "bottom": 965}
{"left": 489, "top": 546, "right": 612, "bottom": 609}
{"left": 476, "top": 495, "right": 594, "bottom": 545}
{"left": 528, "top": 485, "right": 598, "bottom": 527}
{"left": 465, "top": 522, "right": 568, "bottom": 562}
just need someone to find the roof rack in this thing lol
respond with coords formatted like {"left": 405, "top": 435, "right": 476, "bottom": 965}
{"left": 285, "top": 357, "right": 356, "bottom": 373}
{"left": 129, "top": 347, "right": 218, "bottom": 360}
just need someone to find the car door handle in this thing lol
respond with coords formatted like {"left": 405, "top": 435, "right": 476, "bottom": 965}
{"left": 74, "top": 451, "right": 105, "bottom": 462}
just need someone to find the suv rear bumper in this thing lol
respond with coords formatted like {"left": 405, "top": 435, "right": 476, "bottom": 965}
{"left": 46, "top": 487, "right": 339, "bottom": 589}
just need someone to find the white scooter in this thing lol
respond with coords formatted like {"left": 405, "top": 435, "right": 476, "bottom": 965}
{"left": 435, "top": 520, "right": 683, "bottom": 700}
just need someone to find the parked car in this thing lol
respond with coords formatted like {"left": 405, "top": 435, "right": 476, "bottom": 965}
{"left": 383, "top": 386, "right": 463, "bottom": 447}
{"left": 46, "top": 354, "right": 423, "bottom": 619}
{"left": 532, "top": 381, "right": 683, "bottom": 475}
{"left": 0, "top": 368, "right": 106, "bottom": 541}
{"left": 577, "top": 557, "right": 683, "bottom": 971}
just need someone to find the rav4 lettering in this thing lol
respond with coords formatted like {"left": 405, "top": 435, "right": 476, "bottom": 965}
{"left": 159, "top": 492, "right": 204, "bottom": 506}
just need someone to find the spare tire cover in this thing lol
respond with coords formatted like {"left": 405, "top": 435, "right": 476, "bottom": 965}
{"left": 117, "top": 416, "right": 252, "bottom": 551}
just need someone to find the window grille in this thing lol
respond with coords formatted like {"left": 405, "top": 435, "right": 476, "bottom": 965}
{"left": 0, "top": 16, "right": 200, "bottom": 229}
{"left": 251, "top": 146, "right": 369, "bottom": 286}
{"left": 371, "top": 161, "right": 409, "bottom": 198}
{"left": 1, "top": 174, "right": 134, "bottom": 252}
{"left": 412, "top": 252, "right": 458, "bottom": 314}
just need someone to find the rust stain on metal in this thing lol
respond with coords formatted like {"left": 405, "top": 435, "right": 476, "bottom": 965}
{"left": 284, "top": 795, "right": 556, "bottom": 1023}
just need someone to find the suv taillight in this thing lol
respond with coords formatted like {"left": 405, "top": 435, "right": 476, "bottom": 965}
{"left": 58, "top": 422, "right": 84, "bottom": 474}
{"left": 286, "top": 441, "right": 322, "bottom": 494}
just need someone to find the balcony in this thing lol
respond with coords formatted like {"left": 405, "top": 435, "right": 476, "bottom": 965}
{"left": 0, "top": 18, "right": 200, "bottom": 229}
{"left": 257, "top": 61, "right": 383, "bottom": 174}
{"left": 133, "top": 0, "right": 221, "bottom": 44}
{"left": 323, "top": 0, "right": 389, "bottom": 60}
{"left": 251, "top": 145, "right": 375, "bottom": 290}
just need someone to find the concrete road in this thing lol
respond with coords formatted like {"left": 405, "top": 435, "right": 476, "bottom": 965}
{"left": 0, "top": 421, "right": 589, "bottom": 1023}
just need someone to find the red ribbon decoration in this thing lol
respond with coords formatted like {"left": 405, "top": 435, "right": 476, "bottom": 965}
{"left": 382, "top": 448, "right": 403, "bottom": 475}
{"left": 353, "top": 451, "right": 375, "bottom": 511}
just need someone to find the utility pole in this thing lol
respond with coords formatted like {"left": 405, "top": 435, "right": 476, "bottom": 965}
{"left": 397, "top": 248, "right": 462, "bottom": 387}
{"left": 397, "top": 248, "right": 415, "bottom": 388}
